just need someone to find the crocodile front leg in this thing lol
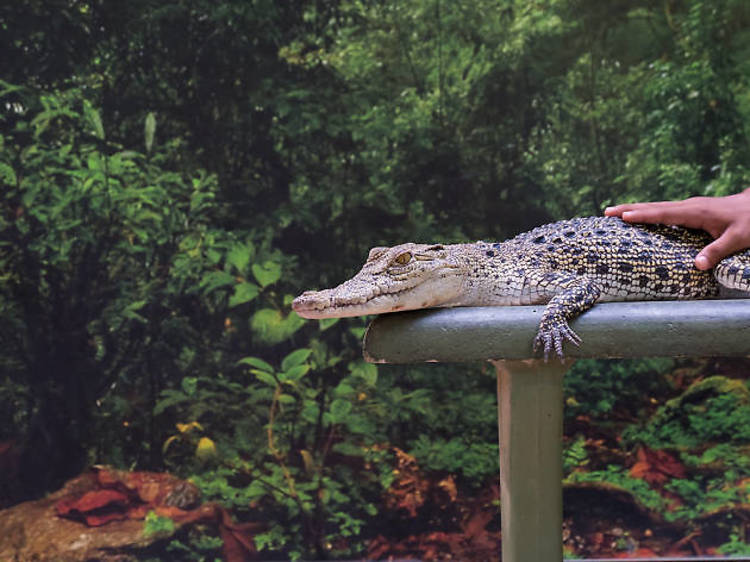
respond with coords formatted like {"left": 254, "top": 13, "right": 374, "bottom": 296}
{"left": 532, "top": 274, "right": 601, "bottom": 360}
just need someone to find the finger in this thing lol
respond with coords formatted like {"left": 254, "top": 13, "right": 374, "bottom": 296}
{"left": 604, "top": 205, "right": 629, "bottom": 217}
{"left": 620, "top": 204, "right": 708, "bottom": 230}
{"left": 604, "top": 203, "right": 643, "bottom": 216}
{"left": 695, "top": 228, "right": 749, "bottom": 270}
{"left": 604, "top": 201, "right": 680, "bottom": 218}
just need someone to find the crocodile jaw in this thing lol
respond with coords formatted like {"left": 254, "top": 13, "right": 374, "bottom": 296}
{"left": 292, "top": 288, "right": 403, "bottom": 319}
{"left": 292, "top": 275, "right": 462, "bottom": 319}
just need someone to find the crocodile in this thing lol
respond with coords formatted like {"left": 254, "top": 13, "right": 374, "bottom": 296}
{"left": 292, "top": 216, "right": 750, "bottom": 359}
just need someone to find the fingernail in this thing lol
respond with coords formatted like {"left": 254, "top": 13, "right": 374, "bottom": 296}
{"left": 621, "top": 211, "right": 633, "bottom": 220}
{"left": 695, "top": 255, "right": 710, "bottom": 270}
{"left": 604, "top": 206, "right": 614, "bottom": 215}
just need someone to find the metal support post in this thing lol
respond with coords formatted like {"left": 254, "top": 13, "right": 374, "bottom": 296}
{"left": 492, "top": 359, "right": 572, "bottom": 562}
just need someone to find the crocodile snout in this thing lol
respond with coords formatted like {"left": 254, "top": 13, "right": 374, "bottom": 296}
{"left": 292, "top": 290, "right": 331, "bottom": 318}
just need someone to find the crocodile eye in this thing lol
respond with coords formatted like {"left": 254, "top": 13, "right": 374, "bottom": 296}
{"left": 394, "top": 252, "right": 412, "bottom": 265}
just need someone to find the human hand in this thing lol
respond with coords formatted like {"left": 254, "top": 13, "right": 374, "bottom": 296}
{"left": 604, "top": 188, "right": 750, "bottom": 270}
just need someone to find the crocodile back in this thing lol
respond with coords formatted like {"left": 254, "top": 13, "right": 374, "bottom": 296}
{"left": 503, "top": 216, "right": 722, "bottom": 301}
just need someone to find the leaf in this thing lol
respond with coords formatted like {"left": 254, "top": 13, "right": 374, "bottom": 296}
{"left": 300, "top": 449, "right": 315, "bottom": 474}
{"left": 280, "top": 364, "right": 310, "bottom": 383}
{"left": 87, "top": 152, "right": 104, "bottom": 172}
{"left": 195, "top": 437, "right": 217, "bottom": 461}
{"left": 252, "top": 260, "right": 282, "bottom": 288}
{"left": 252, "top": 370, "right": 277, "bottom": 387}
{"left": 199, "top": 270, "right": 236, "bottom": 293}
{"left": 333, "top": 383, "right": 355, "bottom": 397}
{"left": 162, "top": 435, "right": 180, "bottom": 455}
{"left": 56, "top": 488, "right": 131, "bottom": 522}
{"left": 250, "top": 308, "right": 305, "bottom": 344}
{"left": 114, "top": 150, "right": 139, "bottom": 161}
{"left": 281, "top": 348, "right": 312, "bottom": 371}
{"left": 227, "top": 243, "right": 253, "bottom": 274}
{"left": 318, "top": 317, "right": 340, "bottom": 331}
{"left": 143, "top": 511, "right": 176, "bottom": 537}
{"left": 344, "top": 413, "right": 374, "bottom": 435}
{"left": 123, "top": 300, "right": 147, "bottom": 323}
{"left": 0, "top": 162, "right": 17, "bottom": 186}
{"left": 0, "top": 80, "right": 24, "bottom": 99}
{"left": 229, "top": 282, "right": 259, "bottom": 307}
{"left": 629, "top": 446, "right": 686, "bottom": 486}
{"left": 330, "top": 398, "right": 353, "bottom": 421}
{"left": 349, "top": 326, "right": 367, "bottom": 340}
{"left": 83, "top": 99, "right": 105, "bottom": 140}
{"left": 349, "top": 361, "right": 378, "bottom": 386}
{"left": 153, "top": 391, "right": 189, "bottom": 415}
{"left": 181, "top": 377, "right": 198, "bottom": 396}
{"left": 245, "top": 480, "right": 267, "bottom": 502}
{"left": 332, "top": 441, "right": 366, "bottom": 457}
{"left": 144, "top": 112, "right": 156, "bottom": 153}
{"left": 176, "top": 421, "right": 203, "bottom": 433}
{"left": 237, "top": 356, "right": 274, "bottom": 373}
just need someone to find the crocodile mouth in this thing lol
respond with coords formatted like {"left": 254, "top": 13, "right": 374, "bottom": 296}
{"left": 292, "top": 288, "right": 405, "bottom": 319}
{"left": 293, "top": 262, "right": 461, "bottom": 319}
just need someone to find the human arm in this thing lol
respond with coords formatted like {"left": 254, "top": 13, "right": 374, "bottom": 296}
{"left": 604, "top": 188, "right": 750, "bottom": 270}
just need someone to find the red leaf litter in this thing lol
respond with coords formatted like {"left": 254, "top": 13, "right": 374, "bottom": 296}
{"left": 56, "top": 488, "right": 132, "bottom": 526}
{"left": 55, "top": 467, "right": 199, "bottom": 526}
{"left": 629, "top": 446, "right": 687, "bottom": 487}
{"left": 54, "top": 466, "right": 264, "bottom": 561}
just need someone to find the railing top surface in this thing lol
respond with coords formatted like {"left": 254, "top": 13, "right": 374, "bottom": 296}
{"left": 363, "top": 299, "right": 750, "bottom": 364}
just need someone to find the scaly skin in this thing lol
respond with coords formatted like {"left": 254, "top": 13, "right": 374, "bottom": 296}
{"left": 292, "top": 217, "right": 750, "bottom": 359}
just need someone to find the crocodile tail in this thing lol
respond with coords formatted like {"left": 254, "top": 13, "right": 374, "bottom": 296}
{"left": 715, "top": 249, "right": 750, "bottom": 292}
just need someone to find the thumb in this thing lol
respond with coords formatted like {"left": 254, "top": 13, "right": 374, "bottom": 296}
{"left": 695, "top": 229, "right": 745, "bottom": 270}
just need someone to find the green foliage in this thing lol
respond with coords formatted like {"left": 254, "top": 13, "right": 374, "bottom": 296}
{"left": 564, "top": 358, "right": 674, "bottom": 420}
{"left": 563, "top": 435, "right": 589, "bottom": 475}
{"left": 158, "top": 316, "right": 389, "bottom": 557}
{"left": 166, "top": 533, "right": 224, "bottom": 562}
{"left": 664, "top": 477, "right": 748, "bottom": 522}
{"left": 0, "top": 82, "right": 232, "bottom": 490}
{"left": 688, "top": 442, "right": 750, "bottom": 473}
{"left": 565, "top": 465, "right": 669, "bottom": 514}
{"left": 566, "top": 369, "right": 750, "bottom": 533}
{"left": 144, "top": 113, "right": 156, "bottom": 154}
{"left": 719, "top": 532, "right": 750, "bottom": 556}
{"left": 624, "top": 376, "right": 750, "bottom": 448}
{"left": 143, "top": 510, "right": 176, "bottom": 538}
{"left": 410, "top": 436, "right": 498, "bottom": 483}
{"left": 249, "top": 308, "right": 305, "bottom": 345}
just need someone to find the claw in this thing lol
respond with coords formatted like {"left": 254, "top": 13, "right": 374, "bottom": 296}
{"left": 562, "top": 324, "right": 581, "bottom": 346}
{"left": 532, "top": 332, "right": 554, "bottom": 362}
{"left": 533, "top": 320, "right": 581, "bottom": 362}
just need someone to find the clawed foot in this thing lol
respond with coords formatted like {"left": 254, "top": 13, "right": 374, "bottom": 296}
{"left": 533, "top": 319, "right": 581, "bottom": 361}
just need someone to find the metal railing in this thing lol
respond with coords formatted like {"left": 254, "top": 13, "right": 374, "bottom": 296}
{"left": 362, "top": 299, "right": 750, "bottom": 562}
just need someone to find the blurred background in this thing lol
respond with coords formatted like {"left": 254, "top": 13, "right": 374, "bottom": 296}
{"left": 2, "top": 0, "right": 750, "bottom": 559}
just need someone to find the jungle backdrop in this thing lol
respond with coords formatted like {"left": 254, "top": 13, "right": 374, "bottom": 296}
{"left": 2, "top": 0, "right": 750, "bottom": 559}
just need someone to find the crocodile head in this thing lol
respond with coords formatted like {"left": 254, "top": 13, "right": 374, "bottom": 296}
{"left": 292, "top": 243, "right": 463, "bottom": 319}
